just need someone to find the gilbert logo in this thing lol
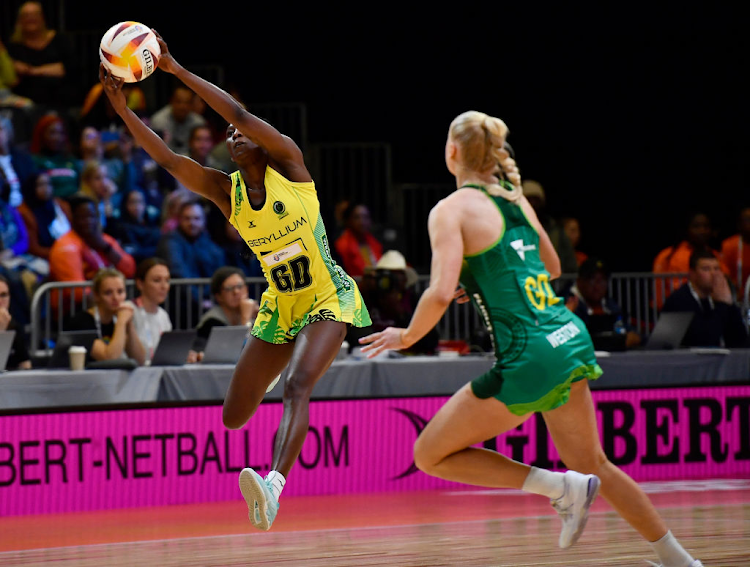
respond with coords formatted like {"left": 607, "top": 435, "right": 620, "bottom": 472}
{"left": 511, "top": 239, "right": 536, "bottom": 261}
{"left": 142, "top": 48, "right": 153, "bottom": 74}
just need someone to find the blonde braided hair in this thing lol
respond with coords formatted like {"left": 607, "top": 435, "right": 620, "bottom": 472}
{"left": 449, "top": 111, "right": 523, "bottom": 201}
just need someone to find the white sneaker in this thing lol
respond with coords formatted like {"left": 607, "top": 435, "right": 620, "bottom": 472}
{"left": 646, "top": 562, "right": 704, "bottom": 567}
{"left": 239, "top": 468, "right": 279, "bottom": 531}
{"left": 551, "top": 470, "right": 601, "bottom": 548}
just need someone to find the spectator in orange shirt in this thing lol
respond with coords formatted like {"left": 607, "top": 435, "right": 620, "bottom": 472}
{"left": 721, "top": 207, "right": 750, "bottom": 296}
{"left": 652, "top": 211, "right": 728, "bottom": 308}
{"left": 49, "top": 194, "right": 135, "bottom": 314}
{"left": 334, "top": 202, "right": 383, "bottom": 278}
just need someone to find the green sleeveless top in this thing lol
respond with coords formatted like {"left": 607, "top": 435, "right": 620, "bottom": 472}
{"left": 460, "top": 184, "right": 572, "bottom": 362}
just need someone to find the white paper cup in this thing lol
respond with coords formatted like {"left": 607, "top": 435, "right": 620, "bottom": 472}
{"left": 438, "top": 350, "right": 460, "bottom": 358}
{"left": 68, "top": 346, "right": 87, "bottom": 371}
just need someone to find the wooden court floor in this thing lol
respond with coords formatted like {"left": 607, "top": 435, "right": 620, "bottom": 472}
{"left": 0, "top": 479, "right": 748, "bottom": 566}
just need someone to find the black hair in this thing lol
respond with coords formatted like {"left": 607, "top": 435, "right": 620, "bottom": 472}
{"left": 67, "top": 193, "right": 97, "bottom": 214}
{"left": 341, "top": 202, "right": 367, "bottom": 224}
{"left": 20, "top": 171, "right": 47, "bottom": 206}
{"left": 578, "top": 257, "right": 609, "bottom": 279}
{"left": 664, "top": 210, "right": 711, "bottom": 265}
{"left": 210, "top": 266, "right": 245, "bottom": 296}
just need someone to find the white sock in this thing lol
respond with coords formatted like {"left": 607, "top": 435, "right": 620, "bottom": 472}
{"left": 266, "top": 470, "right": 286, "bottom": 501}
{"left": 521, "top": 466, "right": 566, "bottom": 500}
{"left": 650, "top": 531, "right": 695, "bottom": 567}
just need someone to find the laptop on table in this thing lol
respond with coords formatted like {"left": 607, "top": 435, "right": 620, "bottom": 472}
{"left": 150, "top": 330, "right": 196, "bottom": 366}
{"left": 644, "top": 312, "right": 695, "bottom": 350}
{"left": 201, "top": 325, "right": 248, "bottom": 364}
{"left": 0, "top": 331, "right": 17, "bottom": 371}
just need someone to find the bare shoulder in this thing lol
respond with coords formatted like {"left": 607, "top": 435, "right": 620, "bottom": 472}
{"left": 199, "top": 167, "right": 233, "bottom": 217}
{"left": 204, "top": 167, "right": 233, "bottom": 196}
{"left": 428, "top": 193, "right": 465, "bottom": 230}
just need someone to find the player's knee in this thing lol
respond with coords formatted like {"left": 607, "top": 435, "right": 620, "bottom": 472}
{"left": 222, "top": 411, "right": 245, "bottom": 430}
{"left": 283, "top": 371, "right": 316, "bottom": 402}
{"left": 223, "top": 403, "right": 250, "bottom": 430}
{"left": 413, "top": 435, "right": 439, "bottom": 474}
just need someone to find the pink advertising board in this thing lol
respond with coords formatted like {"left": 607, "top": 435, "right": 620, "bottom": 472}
{"left": 1, "top": 385, "right": 749, "bottom": 516}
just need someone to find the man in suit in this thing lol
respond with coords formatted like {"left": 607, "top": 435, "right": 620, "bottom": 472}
{"left": 661, "top": 247, "right": 749, "bottom": 348}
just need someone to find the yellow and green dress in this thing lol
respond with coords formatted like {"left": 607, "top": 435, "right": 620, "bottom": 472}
{"left": 229, "top": 166, "right": 370, "bottom": 344}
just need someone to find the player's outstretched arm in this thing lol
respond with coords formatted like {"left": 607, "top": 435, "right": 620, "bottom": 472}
{"left": 359, "top": 201, "right": 461, "bottom": 358}
{"left": 153, "top": 31, "right": 308, "bottom": 180}
{"left": 99, "top": 64, "right": 232, "bottom": 217}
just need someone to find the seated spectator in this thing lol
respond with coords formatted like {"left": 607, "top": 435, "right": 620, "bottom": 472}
{"left": 5, "top": 1, "right": 76, "bottom": 108}
{"left": 721, "top": 207, "right": 750, "bottom": 294}
{"left": 29, "top": 113, "right": 79, "bottom": 199}
{"left": 653, "top": 211, "right": 729, "bottom": 308}
{"left": 561, "top": 216, "right": 588, "bottom": 267}
{"left": 173, "top": 125, "right": 224, "bottom": 194}
{"left": 119, "top": 128, "right": 167, "bottom": 213}
{"left": 128, "top": 258, "right": 172, "bottom": 364}
{"left": 334, "top": 202, "right": 383, "bottom": 277}
{"left": 1, "top": 36, "right": 34, "bottom": 109}
{"left": 186, "top": 124, "right": 220, "bottom": 167}
{"left": 160, "top": 187, "right": 192, "bottom": 233}
{"left": 69, "top": 268, "right": 145, "bottom": 365}
{"left": 76, "top": 126, "right": 103, "bottom": 164}
{"left": 0, "top": 264, "right": 30, "bottom": 328}
{"left": 156, "top": 198, "right": 224, "bottom": 295}
{"left": 0, "top": 115, "right": 37, "bottom": 206}
{"left": 16, "top": 171, "right": 70, "bottom": 260}
{"left": 1, "top": 187, "right": 46, "bottom": 287}
{"left": 565, "top": 258, "right": 641, "bottom": 350}
{"left": 330, "top": 197, "right": 350, "bottom": 244}
{"left": 521, "top": 180, "right": 578, "bottom": 274}
{"left": 0, "top": 274, "right": 31, "bottom": 370}
{"left": 350, "top": 250, "right": 438, "bottom": 355}
{"left": 187, "top": 267, "right": 259, "bottom": 362}
{"left": 661, "top": 248, "right": 749, "bottom": 348}
{"left": 149, "top": 85, "right": 206, "bottom": 155}
{"left": 79, "top": 160, "right": 116, "bottom": 229}
{"left": 49, "top": 194, "right": 135, "bottom": 313}
{"left": 106, "top": 188, "right": 161, "bottom": 263}
{"left": 100, "top": 128, "right": 139, "bottom": 198}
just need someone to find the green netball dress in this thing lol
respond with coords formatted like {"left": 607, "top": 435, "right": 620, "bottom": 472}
{"left": 461, "top": 185, "right": 602, "bottom": 415}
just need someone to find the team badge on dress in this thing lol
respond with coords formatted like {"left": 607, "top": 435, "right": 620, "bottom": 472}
{"left": 273, "top": 201, "right": 288, "bottom": 220}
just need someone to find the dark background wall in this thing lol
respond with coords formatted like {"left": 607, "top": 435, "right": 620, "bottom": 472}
{"left": 3, "top": 2, "right": 747, "bottom": 272}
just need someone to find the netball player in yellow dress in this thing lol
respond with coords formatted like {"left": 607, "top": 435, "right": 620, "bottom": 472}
{"left": 100, "top": 33, "right": 370, "bottom": 531}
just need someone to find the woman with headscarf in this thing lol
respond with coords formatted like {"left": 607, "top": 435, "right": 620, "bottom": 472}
{"left": 16, "top": 171, "right": 70, "bottom": 259}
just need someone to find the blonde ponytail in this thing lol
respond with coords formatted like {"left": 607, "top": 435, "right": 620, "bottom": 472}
{"left": 449, "top": 111, "right": 523, "bottom": 202}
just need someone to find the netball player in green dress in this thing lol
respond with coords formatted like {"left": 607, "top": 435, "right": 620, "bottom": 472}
{"left": 360, "top": 111, "right": 702, "bottom": 566}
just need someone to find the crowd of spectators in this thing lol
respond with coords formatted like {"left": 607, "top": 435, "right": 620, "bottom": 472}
{"left": 0, "top": 3, "right": 747, "bottom": 371}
